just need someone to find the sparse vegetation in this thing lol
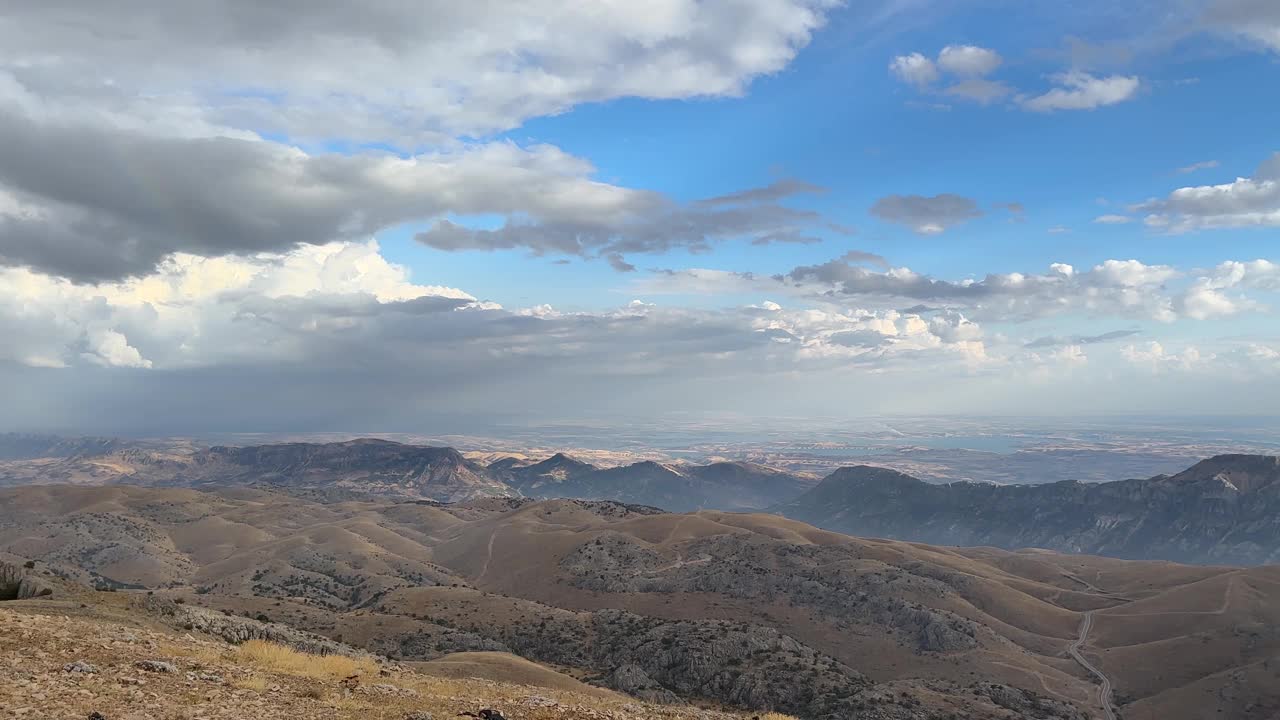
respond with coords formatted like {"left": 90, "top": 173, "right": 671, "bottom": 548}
{"left": 235, "top": 640, "right": 379, "bottom": 680}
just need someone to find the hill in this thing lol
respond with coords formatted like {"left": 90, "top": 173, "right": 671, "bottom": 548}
{"left": 774, "top": 455, "right": 1280, "bottom": 565}
{"left": 4, "top": 484, "right": 1280, "bottom": 718}
{"left": 0, "top": 582, "right": 752, "bottom": 720}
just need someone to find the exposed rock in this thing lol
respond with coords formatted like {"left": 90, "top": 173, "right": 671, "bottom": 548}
{"left": 0, "top": 561, "right": 54, "bottom": 600}
{"left": 63, "top": 661, "right": 99, "bottom": 674}
{"left": 134, "top": 659, "right": 176, "bottom": 673}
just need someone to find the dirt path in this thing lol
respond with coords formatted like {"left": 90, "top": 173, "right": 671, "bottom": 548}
{"left": 475, "top": 527, "right": 500, "bottom": 582}
{"left": 1068, "top": 611, "right": 1118, "bottom": 720}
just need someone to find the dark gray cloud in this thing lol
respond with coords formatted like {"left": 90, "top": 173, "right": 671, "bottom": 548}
{"left": 0, "top": 107, "right": 841, "bottom": 280}
{"left": 869, "top": 193, "right": 983, "bottom": 234}
{"left": 1025, "top": 330, "right": 1141, "bottom": 348}
{"left": 414, "top": 180, "right": 835, "bottom": 271}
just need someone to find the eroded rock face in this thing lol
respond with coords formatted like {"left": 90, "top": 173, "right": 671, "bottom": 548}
{"left": 0, "top": 561, "right": 54, "bottom": 601}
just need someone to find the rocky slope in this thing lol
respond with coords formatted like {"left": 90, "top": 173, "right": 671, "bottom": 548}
{"left": 774, "top": 455, "right": 1280, "bottom": 565}
{"left": 0, "top": 597, "right": 754, "bottom": 720}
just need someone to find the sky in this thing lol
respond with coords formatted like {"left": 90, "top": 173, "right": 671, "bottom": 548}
{"left": 0, "top": 0, "right": 1278, "bottom": 434}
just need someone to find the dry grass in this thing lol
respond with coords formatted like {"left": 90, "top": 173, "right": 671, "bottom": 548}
{"left": 758, "top": 714, "right": 800, "bottom": 720}
{"left": 236, "top": 640, "right": 380, "bottom": 680}
{"left": 232, "top": 676, "right": 268, "bottom": 692}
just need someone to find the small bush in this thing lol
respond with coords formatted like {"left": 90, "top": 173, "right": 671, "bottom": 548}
{"left": 23, "top": 560, "right": 35, "bottom": 569}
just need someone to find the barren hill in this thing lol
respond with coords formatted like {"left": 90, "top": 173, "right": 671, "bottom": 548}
{"left": 3, "top": 484, "right": 1278, "bottom": 718}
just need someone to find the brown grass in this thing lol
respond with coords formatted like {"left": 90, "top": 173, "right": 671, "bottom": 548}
{"left": 235, "top": 640, "right": 380, "bottom": 680}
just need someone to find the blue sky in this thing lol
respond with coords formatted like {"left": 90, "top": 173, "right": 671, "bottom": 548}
{"left": 0, "top": 0, "right": 1278, "bottom": 431}
{"left": 364, "top": 1, "right": 1279, "bottom": 312}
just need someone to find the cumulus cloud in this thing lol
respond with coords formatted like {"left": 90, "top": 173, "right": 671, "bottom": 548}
{"left": 1093, "top": 214, "right": 1134, "bottom": 224}
{"left": 0, "top": 1, "right": 839, "bottom": 142}
{"left": 0, "top": 106, "right": 838, "bottom": 280}
{"left": 1020, "top": 72, "right": 1140, "bottom": 112}
{"left": 890, "top": 45, "right": 1010, "bottom": 104}
{"left": 782, "top": 257, "right": 1188, "bottom": 322}
{"left": 1137, "top": 152, "right": 1280, "bottom": 232}
{"left": 889, "top": 53, "right": 940, "bottom": 88}
{"left": 937, "top": 45, "right": 1003, "bottom": 76}
{"left": 889, "top": 45, "right": 1136, "bottom": 111}
{"left": 870, "top": 193, "right": 982, "bottom": 234}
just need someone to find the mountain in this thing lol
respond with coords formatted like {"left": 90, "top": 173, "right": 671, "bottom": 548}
{"left": 774, "top": 454, "right": 1280, "bottom": 565}
{"left": 0, "top": 432, "right": 122, "bottom": 460}
{"left": 190, "top": 438, "right": 513, "bottom": 502}
{"left": 5, "top": 482, "right": 1280, "bottom": 719}
{"left": 498, "top": 456, "right": 812, "bottom": 511}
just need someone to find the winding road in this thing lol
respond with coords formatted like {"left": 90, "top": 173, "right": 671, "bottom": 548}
{"left": 1068, "top": 611, "right": 1118, "bottom": 720}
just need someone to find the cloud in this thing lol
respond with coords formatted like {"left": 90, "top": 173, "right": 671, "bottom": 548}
{"left": 937, "top": 45, "right": 1003, "bottom": 76}
{"left": 889, "top": 53, "right": 940, "bottom": 88}
{"left": 1020, "top": 72, "right": 1140, "bottom": 112}
{"left": 413, "top": 177, "right": 834, "bottom": 269}
{"left": 782, "top": 257, "right": 1186, "bottom": 322}
{"left": 1047, "top": 225, "right": 1070, "bottom": 234}
{"left": 870, "top": 193, "right": 982, "bottom": 234}
{"left": 1093, "top": 214, "right": 1134, "bottom": 224}
{"left": 890, "top": 46, "right": 1135, "bottom": 112}
{"left": 1121, "top": 341, "right": 1207, "bottom": 372}
{"left": 0, "top": 1, "right": 839, "bottom": 142}
{"left": 0, "top": 105, "right": 840, "bottom": 280}
{"left": 1137, "top": 152, "right": 1280, "bottom": 232}
{"left": 945, "top": 78, "right": 1013, "bottom": 104}
{"left": 1176, "top": 159, "right": 1221, "bottom": 175}
{"left": 1025, "top": 330, "right": 1140, "bottom": 348}
{"left": 1203, "top": 0, "right": 1280, "bottom": 52}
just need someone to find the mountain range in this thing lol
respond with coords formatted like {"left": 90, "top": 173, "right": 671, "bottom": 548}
{"left": 4, "top": 435, "right": 1280, "bottom": 566}
{"left": 775, "top": 454, "right": 1280, "bottom": 565}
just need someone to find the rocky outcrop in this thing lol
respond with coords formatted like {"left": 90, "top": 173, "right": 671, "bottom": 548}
{"left": 142, "top": 597, "right": 365, "bottom": 657}
{"left": 775, "top": 455, "right": 1280, "bottom": 565}
{"left": 0, "top": 561, "right": 54, "bottom": 600}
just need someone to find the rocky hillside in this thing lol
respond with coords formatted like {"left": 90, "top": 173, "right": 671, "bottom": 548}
{"left": 0, "top": 486, "right": 1118, "bottom": 719}
{"left": 774, "top": 454, "right": 1280, "bottom": 565}
{"left": 0, "top": 596, "right": 757, "bottom": 720}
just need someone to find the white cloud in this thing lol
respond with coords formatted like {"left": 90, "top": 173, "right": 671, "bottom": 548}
{"left": 1093, "top": 214, "right": 1134, "bottom": 224}
{"left": 1121, "top": 341, "right": 1207, "bottom": 372}
{"left": 937, "top": 45, "right": 1003, "bottom": 76}
{"left": 889, "top": 53, "right": 940, "bottom": 88}
{"left": 0, "top": 1, "right": 839, "bottom": 142}
{"left": 1137, "top": 152, "right": 1280, "bottom": 232}
{"left": 1020, "top": 72, "right": 1140, "bottom": 112}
